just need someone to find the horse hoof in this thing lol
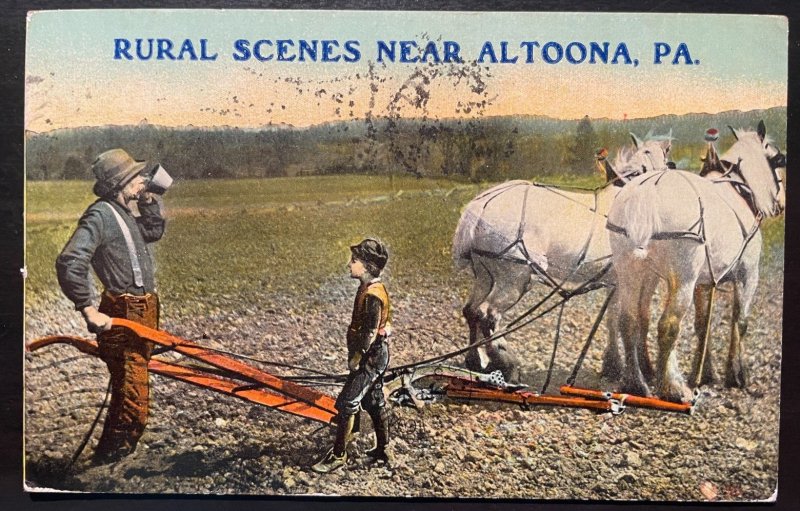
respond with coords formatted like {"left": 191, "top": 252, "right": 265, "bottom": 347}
{"left": 641, "top": 364, "right": 655, "bottom": 385}
{"left": 464, "top": 352, "right": 483, "bottom": 373}
{"left": 621, "top": 379, "right": 652, "bottom": 398}
{"left": 690, "top": 369, "right": 717, "bottom": 387}
{"left": 724, "top": 371, "right": 748, "bottom": 389}
{"left": 600, "top": 358, "right": 624, "bottom": 382}
{"left": 660, "top": 382, "right": 693, "bottom": 404}
{"left": 503, "top": 367, "right": 521, "bottom": 385}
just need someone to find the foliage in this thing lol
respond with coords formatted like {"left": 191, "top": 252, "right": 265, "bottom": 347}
{"left": 569, "top": 115, "right": 599, "bottom": 174}
{"left": 26, "top": 108, "right": 786, "bottom": 183}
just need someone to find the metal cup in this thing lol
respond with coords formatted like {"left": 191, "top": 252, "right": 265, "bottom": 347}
{"left": 146, "top": 164, "right": 173, "bottom": 195}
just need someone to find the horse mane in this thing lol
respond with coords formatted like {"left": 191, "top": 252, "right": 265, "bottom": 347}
{"left": 612, "top": 135, "right": 670, "bottom": 176}
{"left": 720, "top": 129, "right": 778, "bottom": 216}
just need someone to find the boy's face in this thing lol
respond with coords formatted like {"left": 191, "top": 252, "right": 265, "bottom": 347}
{"left": 349, "top": 256, "right": 366, "bottom": 279}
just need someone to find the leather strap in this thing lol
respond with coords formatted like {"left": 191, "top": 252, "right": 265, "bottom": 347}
{"left": 101, "top": 201, "right": 144, "bottom": 287}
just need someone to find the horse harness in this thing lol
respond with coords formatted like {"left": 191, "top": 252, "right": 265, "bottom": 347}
{"left": 469, "top": 181, "right": 613, "bottom": 299}
{"left": 605, "top": 152, "right": 782, "bottom": 285}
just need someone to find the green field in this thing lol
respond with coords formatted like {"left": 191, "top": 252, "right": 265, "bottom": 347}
{"left": 26, "top": 174, "right": 785, "bottom": 311}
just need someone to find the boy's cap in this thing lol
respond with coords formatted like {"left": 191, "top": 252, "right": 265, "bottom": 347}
{"left": 350, "top": 238, "right": 388, "bottom": 273}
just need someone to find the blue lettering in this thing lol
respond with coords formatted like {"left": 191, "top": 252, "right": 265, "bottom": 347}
{"left": 443, "top": 41, "right": 461, "bottom": 63}
{"left": 299, "top": 40, "right": 317, "bottom": 62}
{"left": 520, "top": 41, "right": 540, "bottom": 63}
{"left": 321, "top": 40, "right": 341, "bottom": 62}
{"left": 566, "top": 42, "right": 587, "bottom": 64}
{"left": 399, "top": 41, "right": 419, "bottom": 63}
{"left": 199, "top": 39, "right": 218, "bottom": 61}
{"left": 114, "top": 39, "right": 132, "bottom": 60}
{"left": 611, "top": 43, "right": 632, "bottom": 65}
{"left": 157, "top": 39, "right": 176, "bottom": 60}
{"left": 589, "top": 42, "right": 609, "bottom": 64}
{"left": 477, "top": 42, "right": 498, "bottom": 63}
{"left": 253, "top": 40, "right": 273, "bottom": 61}
{"left": 654, "top": 42, "right": 670, "bottom": 64}
{"left": 177, "top": 40, "right": 198, "bottom": 61}
{"left": 541, "top": 42, "right": 563, "bottom": 64}
{"left": 276, "top": 40, "right": 295, "bottom": 61}
{"left": 672, "top": 43, "right": 693, "bottom": 64}
{"left": 499, "top": 41, "right": 518, "bottom": 64}
{"left": 232, "top": 39, "right": 251, "bottom": 61}
{"left": 377, "top": 40, "right": 395, "bottom": 62}
{"left": 420, "top": 41, "right": 441, "bottom": 63}
{"left": 137, "top": 39, "right": 154, "bottom": 60}
{"left": 343, "top": 40, "right": 361, "bottom": 62}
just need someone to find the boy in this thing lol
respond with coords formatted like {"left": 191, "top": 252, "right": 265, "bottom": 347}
{"left": 312, "top": 238, "right": 392, "bottom": 473}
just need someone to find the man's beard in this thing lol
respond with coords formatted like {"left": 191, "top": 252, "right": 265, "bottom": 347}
{"left": 123, "top": 189, "right": 140, "bottom": 203}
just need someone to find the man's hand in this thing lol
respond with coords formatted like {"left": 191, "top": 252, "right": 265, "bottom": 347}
{"left": 138, "top": 192, "right": 157, "bottom": 205}
{"left": 81, "top": 306, "right": 112, "bottom": 334}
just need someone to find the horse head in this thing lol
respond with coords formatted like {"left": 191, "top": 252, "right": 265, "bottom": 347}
{"left": 610, "top": 132, "right": 672, "bottom": 182}
{"left": 723, "top": 121, "right": 786, "bottom": 216}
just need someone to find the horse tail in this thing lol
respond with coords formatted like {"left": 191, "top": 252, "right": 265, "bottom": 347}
{"left": 612, "top": 183, "right": 663, "bottom": 259}
{"left": 452, "top": 202, "right": 481, "bottom": 272}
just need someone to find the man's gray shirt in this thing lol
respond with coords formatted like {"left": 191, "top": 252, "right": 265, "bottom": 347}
{"left": 56, "top": 198, "right": 165, "bottom": 310}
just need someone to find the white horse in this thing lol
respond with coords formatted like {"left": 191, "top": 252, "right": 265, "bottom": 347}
{"left": 607, "top": 121, "right": 785, "bottom": 402}
{"left": 452, "top": 134, "right": 673, "bottom": 382}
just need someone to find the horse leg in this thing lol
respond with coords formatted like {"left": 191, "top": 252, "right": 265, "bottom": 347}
{"left": 615, "top": 267, "right": 652, "bottom": 396}
{"left": 635, "top": 272, "right": 659, "bottom": 385}
{"left": 726, "top": 273, "right": 756, "bottom": 389}
{"left": 600, "top": 293, "right": 625, "bottom": 382}
{"left": 655, "top": 273, "right": 694, "bottom": 403}
{"left": 474, "top": 260, "right": 533, "bottom": 383}
{"left": 463, "top": 256, "right": 494, "bottom": 373}
{"left": 690, "top": 283, "right": 717, "bottom": 386}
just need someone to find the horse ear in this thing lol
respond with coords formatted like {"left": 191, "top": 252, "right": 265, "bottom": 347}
{"left": 662, "top": 129, "right": 673, "bottom": 153}
{"left": 757, "top": 120, "right": 766, "bottom": 141}
{"left": 630, "top": 133, "right": 643, "bottom": 149}
{"left": 728, "top": 125, "right": 739, "bottom": 140}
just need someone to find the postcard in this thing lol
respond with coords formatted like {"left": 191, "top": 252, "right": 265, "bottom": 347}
{"left": 23, "top": 9, "right": 787, "bottom": 501}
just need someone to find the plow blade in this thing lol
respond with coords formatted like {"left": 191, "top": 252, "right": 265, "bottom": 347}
{"left": 559, "top": 385, "right": 694, "bottom": 414}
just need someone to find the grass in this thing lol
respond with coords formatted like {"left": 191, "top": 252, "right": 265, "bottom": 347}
{"left": 26, "top": 174, "right": 785, "bottom": 310}
{"left": 25, "top": 175, "right": 482, "bottom": 309}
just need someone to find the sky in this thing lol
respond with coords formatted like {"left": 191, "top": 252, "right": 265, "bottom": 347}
{"left": 25, "top": 10, "right": 788, "bottom": 132}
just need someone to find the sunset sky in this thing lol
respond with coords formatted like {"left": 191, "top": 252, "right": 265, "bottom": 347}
{"left": 25, "top": 10, "right": 788, "bottom": 132}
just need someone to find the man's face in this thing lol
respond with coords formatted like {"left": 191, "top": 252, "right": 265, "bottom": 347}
{"left": 119, "top": 174, "right": 147, "bottom": 203}
{"left": 349, "top": 256, "right": 366, "bottom": 279}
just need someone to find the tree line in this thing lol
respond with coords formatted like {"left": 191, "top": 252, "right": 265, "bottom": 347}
{"left": 25, "top": 107, "right": 786, "bottom": 182}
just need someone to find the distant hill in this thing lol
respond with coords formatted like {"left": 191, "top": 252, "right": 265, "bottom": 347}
{"left": 25, "top": 107, "right": 786, "bottom": 181}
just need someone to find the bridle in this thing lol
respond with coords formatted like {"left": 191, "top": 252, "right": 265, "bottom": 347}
{"left": 717, "top": 141, "right": 786, "bottom": 213}
{"left": 766, "top": 142, "right": 786, "bottom": 194}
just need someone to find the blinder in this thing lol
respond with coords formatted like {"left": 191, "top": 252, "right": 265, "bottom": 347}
{"left": 768, "top": 151, "right": 786, "bottom": 172}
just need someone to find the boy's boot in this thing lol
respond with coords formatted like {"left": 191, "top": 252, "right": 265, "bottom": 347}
{"left": 365, "top": 407, "right": 390, "bottom": 464}
{"left": 312, "top": 414, "right": 354, "bottom": 473}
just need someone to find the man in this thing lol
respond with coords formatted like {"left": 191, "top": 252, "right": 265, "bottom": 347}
{"left": 56, "top": 148, "right": 166, "bottom": 464}
{"left": 312, "top": 238, "right": 392, "bottom": 473}
{"left": 595, "top": 147, "right": 623, "bottom": 186}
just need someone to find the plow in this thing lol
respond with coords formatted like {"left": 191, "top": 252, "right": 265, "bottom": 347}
{"left": 27, "top": 316, "right": 694, "bottom": 437}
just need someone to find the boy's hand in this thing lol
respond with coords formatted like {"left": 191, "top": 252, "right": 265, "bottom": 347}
{"left": 348, "top": 351, "right": 364, "bottom": 372}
